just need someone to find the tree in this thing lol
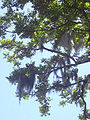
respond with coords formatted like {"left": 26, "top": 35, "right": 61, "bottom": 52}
{"left": 0, "top": 0, "right": 90, "bottom": 119}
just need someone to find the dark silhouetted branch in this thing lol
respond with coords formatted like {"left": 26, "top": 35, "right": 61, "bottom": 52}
{"left": 42, "top": 46, "right": 76, "bottom": 63}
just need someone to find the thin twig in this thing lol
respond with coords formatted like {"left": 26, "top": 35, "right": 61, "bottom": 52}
{"left": 5, "top": 22, "right": 68, "bottom": 34}
{"left": 63, "top": 0, "right": 89, "bottom": 21}
{"left": 48, "top": 77, "right": 88, "bottom": 91}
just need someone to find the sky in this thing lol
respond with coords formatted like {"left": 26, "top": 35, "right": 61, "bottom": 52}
{"left": 0, "top": 1, "right": 90, "bottom": 120}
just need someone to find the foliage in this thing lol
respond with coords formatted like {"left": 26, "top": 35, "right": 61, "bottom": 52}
{"left": 0, "top": 0, "right": 90, "bottom": 119}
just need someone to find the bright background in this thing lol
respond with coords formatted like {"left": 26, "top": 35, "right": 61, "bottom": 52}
{"left": 0, "top": 1, "right": 90, "bottom": 120}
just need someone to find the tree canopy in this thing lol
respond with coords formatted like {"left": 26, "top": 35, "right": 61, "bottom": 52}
{"left": 0, "top": 0, "right": 90, "bottom": 119}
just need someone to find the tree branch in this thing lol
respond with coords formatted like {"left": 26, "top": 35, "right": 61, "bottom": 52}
{"left": 50, "top": 58, "right": 90, "bottom": 74}
{"left": 80, "top": 81, "right": 87, "bottom": 120}
{"left": 48, "top": 76, "right": 89, "bottom": 91}
{"left": 42, "top": 46, "right": 76, "bottom": 63}
{"left": 63, "top": 0, "right": 89, "bottom": 21}
{"left": 5, "top": 22, "right": 68, "bottom": 34}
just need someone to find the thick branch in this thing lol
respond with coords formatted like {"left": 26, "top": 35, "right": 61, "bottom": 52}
{"left": 43, "top": 46, "right": 76, "bottom": 63}
{"left": 50, "top": 58, "right": 90, "bottom": 74}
